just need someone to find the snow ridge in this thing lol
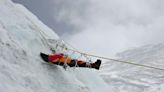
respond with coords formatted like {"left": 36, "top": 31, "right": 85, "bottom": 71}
{"left": 101, "top": 44, "right": 164, "bottom": 92}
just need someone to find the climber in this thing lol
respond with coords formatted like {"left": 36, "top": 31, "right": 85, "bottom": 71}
{"left": 40, "top": 52, "right": 101, "bottom": 70}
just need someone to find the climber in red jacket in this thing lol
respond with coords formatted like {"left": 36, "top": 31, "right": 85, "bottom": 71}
{"left": 40, "top": 52, "right": 101, "bottom": 70}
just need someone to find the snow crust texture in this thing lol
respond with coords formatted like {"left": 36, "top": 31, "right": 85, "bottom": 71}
{"left": 0, "top": 0, "right": 110, "bottom": 92}
{"left": 100, "top": 44, "right": 164, "bottom": 92}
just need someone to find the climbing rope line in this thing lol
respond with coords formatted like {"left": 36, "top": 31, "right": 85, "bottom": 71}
{"left": 33, "top": 24, "right": 164, "bottom": 71}
{"left": 49, "top": 39, "right": 164, "bottom": 71}
{"left": 68, "top": 48, "right": 164, "bottom": 71}
{"left": 51, "top": 39, "right": 164, "bottom": 71}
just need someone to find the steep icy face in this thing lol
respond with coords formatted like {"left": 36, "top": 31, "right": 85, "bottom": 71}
{"left": 100, "top": 44, "right": 164, "bottom": 92}
{"left": 0, "top": 0, "right": 111, "bottom": 92}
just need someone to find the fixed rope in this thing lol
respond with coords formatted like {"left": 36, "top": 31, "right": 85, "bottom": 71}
{"left": 67, "top": 48, "right": 164, "bottom": 71}
{"left": 40, "top": 35, "right": 164, "bottom": 71}
{"left": 30, "top": 22, "right": 164, "bottom": 71}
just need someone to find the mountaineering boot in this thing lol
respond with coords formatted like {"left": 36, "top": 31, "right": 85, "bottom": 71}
{"left": 91, "top": 59, "right": 101, "bottom": 70}
{"left": 40, "top": 52, "right": 49, "bottom": 62}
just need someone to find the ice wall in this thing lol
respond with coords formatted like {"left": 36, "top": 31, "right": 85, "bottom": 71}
{"left": 0, "top": 0, "right": 111, "bottom": 92}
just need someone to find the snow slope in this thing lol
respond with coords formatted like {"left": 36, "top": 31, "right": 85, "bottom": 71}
{"left": 100, "top": 44, "right": 164, "bottom": 92}
{"left": 0, "top": 0, "right": 111, "bottom": 92}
